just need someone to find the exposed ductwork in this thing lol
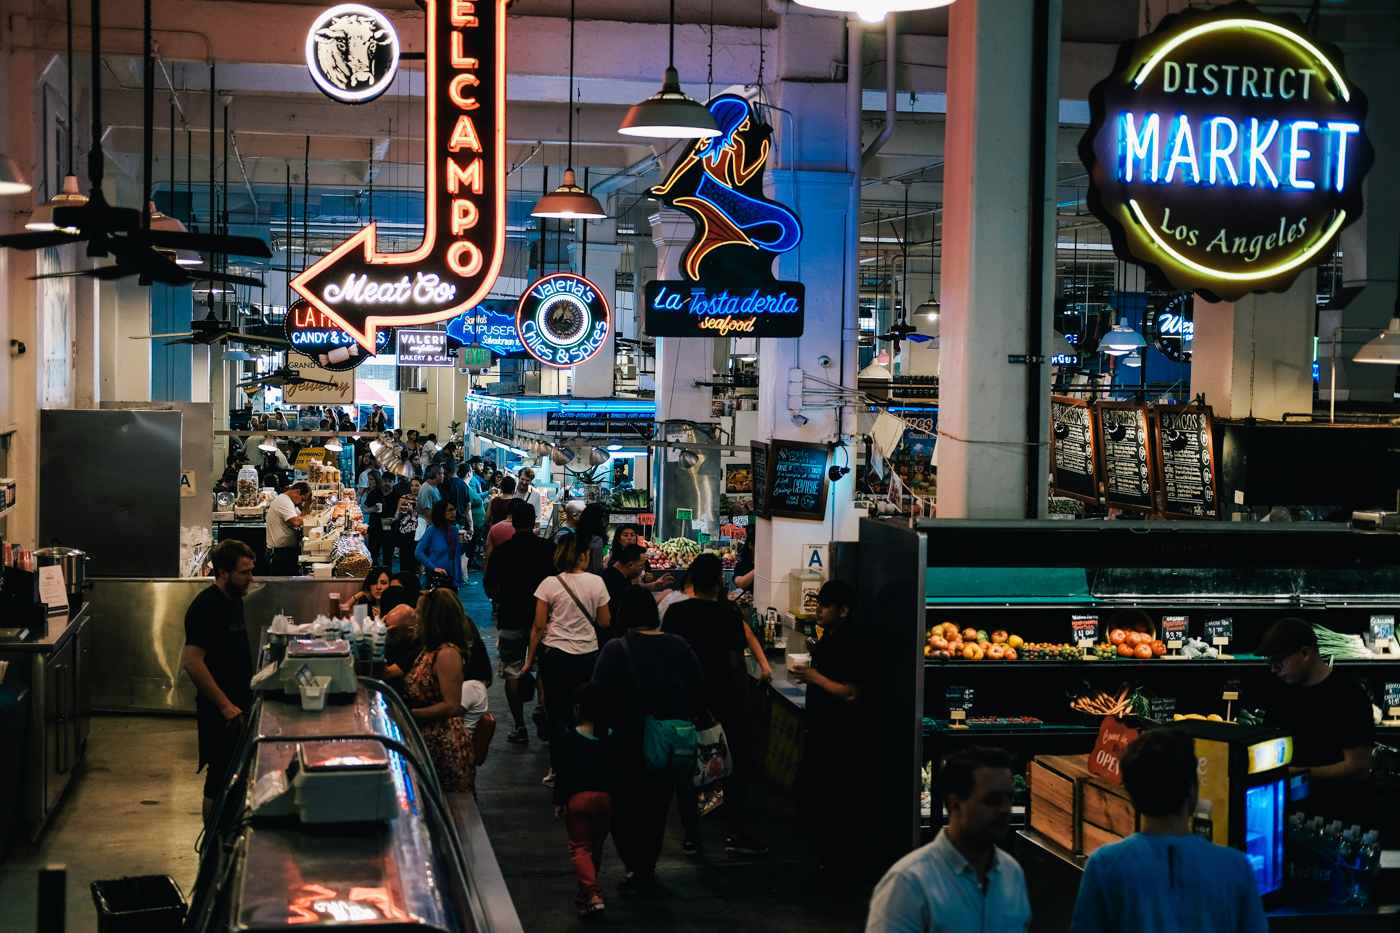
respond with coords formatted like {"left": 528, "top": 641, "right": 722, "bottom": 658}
{"left": 861, "top": 15, "right": 897, "bottom": 168}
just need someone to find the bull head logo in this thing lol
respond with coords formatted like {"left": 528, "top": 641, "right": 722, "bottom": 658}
{"left": 306, "top": 5, "right": 400, "bottom": 104}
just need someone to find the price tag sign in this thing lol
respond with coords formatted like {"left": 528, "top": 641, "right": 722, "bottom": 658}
{"left": 1372, "top": 615, "right": 1395, "bottom": 651}
{"left": 697, "top": 533, "right": 712, "bottom": 545}
{"left": 1162, "top": 615, "right": 1189, "bottom": 649}
{"left": 946, "top": 685, "right": 973, "bottom": 712}
{"left": 637, "top": 513, "right": 655, "bottom": 526}
{"left": 733, "top": 514, "right": 749, "bottom": 527}
{"left": 1386, "top": 683, "right": 1400, "bottom": 718}
{"left": 1222, "top": 676, "right": 1241, "bottom": 703}
{"left": 676, "top": 508, "right": 694, "bottom": 521}
{"left": 1205, "top": 616, "right": 1233, "bottom": 646}
{"left": 1071, "top": 614, "right": 1100, "bottom": 646}
{"left": 1149, "top": 697, "right": 1176, "bottom": 722}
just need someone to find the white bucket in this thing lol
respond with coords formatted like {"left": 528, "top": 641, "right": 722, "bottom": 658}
{"left": 300, "top": 676, "right": 331, "bottom": 711}
{"left": 786, "top": 652, "right": 811, "bottom": 672}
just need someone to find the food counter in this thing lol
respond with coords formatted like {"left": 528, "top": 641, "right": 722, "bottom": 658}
{"left": 857, "top": 518, "right": 1400, "bottom": 908}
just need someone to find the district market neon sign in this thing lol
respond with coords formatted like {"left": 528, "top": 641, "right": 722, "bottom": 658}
{"left": 292, "top": 0, "right": 506, "bottom": 350}
{"left": 515, "top": 273, "right": 610, "bottom": 368}
{"left": 1080, "top": 1, "right": 1372, "bottom": 302}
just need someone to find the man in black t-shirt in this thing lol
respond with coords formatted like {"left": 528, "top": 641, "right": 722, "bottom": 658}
{"left": 182, "top": 540, "right": 257, "bottom": 822}
{"left": 482, "top": 502, "right": 555, "bottom": 743}
{"left": 1260, "top": 617, "right": 1374, "bottom": 825}
{"left": 600, "top": 545, "right": 647, "bottom": 640}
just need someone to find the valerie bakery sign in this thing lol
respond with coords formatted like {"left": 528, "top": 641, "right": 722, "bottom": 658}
{"left": 1080, "top": 1, "right": 1372, "bottom": 302}
{"left": 292, "top": 0, "right": 506, "bottom": 349}
{"left": 644, "top": 94, "right": 804, "bottom": 338}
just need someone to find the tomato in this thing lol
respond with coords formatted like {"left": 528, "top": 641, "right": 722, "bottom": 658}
{"left": 948, "top": 641, "right": 963, "bottom": 656}
{"left": 1003, "top": 647, "right": 1018, "bottom": 660}
{"left": 991, "top": 630, "right": 1009, "bottom": 644}
{"left": 986, "top": 644, "right": 1006, "bottom": 659}
{"left": 1109, "top": 629, "right": 1127, "bottom": 645}
{"left": 930, "top": 635, "right": 948, "bottom": 650}
{"left": 962, "top": 628, "right": 979, "bottom": 641}
{"left": 1150, "top": 640, "right": 1166, "bottom": 656}
{"left": 962, "top": 644, "right": 980, "bottom": 660}
{"left": 1008, "top": 634, "right": 1024, "bottom": 648}
{"left": 1126, "top": 631, "right": 1146, "bottom": 647}
{"left": 940, "top": 623, "right": 958, "bottom": 638}
{"left": 1117, "top": 643, "right": 1135, "bottom": 658}
{"left": 1134, "top": 643, "right": 1154, "bottom": 659}
{"left": 978, "top": 640, "right": 993, "bottom": 653}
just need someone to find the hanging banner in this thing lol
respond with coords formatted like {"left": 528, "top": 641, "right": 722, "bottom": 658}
{"left": 643, "top": 94, "right": 804, "bottom": 338}
{"left": 284, "top": 298, "right": 390, "bottom": 370}
{"left": 515, "top": 272, "right": 611, "bottom": 368}
{"left": 292, "top": 0, "right": 506, "bottom": 350}
{"left": 1080, "top": 2, "right": 1372, "bottom": 301}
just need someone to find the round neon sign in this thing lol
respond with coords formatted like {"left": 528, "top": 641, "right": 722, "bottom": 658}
{"left": 284, "top": 298, "right": 391, "bottom": 371}
{"left": 515, "top": 273, "right": 610, "bottom": 368}
{"left": 1081, "top": 3, "right": 1372, "bottom": 302}
{"left": 305, "top": 4, "right": 400, "bottom": 104}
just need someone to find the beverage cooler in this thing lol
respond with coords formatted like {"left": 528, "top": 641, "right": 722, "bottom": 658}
{"left": 1175, "top": 720, "right": 1292, "bottom": 905}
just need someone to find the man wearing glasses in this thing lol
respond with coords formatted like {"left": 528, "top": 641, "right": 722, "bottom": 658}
{"left": 1259, "top": 617, "right": 1373, "bottom": 825}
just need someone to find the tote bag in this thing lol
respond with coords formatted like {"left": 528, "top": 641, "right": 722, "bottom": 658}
{"left": 620, "top": 635, "right": 696, "bottom": 774}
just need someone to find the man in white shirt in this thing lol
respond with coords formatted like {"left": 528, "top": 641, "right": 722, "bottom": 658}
{"left": 515, "top": 467, "right": 543, "bottom": 531}
{"left": 416, "top": 463, "right": 443, "bottom": 541}
{"left": 266, "top": 482, "right": 310, "bottom": 576}
{"left": 866, "top": 747, "right": 1031, "bottom": 933}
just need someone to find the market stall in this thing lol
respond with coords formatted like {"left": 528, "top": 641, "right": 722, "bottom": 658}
{"left": 857, "top": 518, "right": 1400, "bottom": 920}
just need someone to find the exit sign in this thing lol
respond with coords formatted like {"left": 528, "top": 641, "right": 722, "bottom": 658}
{"left": 460, "top": 345, "right": 492, "bottom": 367}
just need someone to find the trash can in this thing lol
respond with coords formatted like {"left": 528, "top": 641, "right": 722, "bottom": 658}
{"left": 90, "top": 876, "right": 185, "bottom": 933}
{"left": 0, "top": 685, "right": 31, "bottom": 861}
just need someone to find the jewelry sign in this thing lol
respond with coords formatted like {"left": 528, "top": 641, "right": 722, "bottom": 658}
{"left": 1080, "top": 2, "right": 1372, "bottom": 301}
{"left": 643, "top": 94, "right": 803, "bottom": 338}
{"left": 292, "top": 0, "right": 506, "bottom": 350}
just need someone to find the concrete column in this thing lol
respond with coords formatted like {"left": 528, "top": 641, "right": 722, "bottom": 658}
{"left": 650, "top": 208, "right": 713, "bottom": 423}
{"left": 936, "top": 0, "right": 1059, "bottom": 519}
{"left": 74, "top": 273, "right": 98, "bottom": 408}
{"left": 1190, "top": 271, "right": 1317, "bottom": 420}
{"left": 568, "top": 240, "right": 621, "bottom": 398}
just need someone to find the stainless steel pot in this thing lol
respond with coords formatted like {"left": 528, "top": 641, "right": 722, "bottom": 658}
{"left": 34, "top": 545, "right": 89, "bottom": 600}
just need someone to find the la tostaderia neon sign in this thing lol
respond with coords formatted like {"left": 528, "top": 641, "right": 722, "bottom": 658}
{"left": 292, "top": 0, "right": 506, "bottom": 351}
{"left": 1081, "top": 1, "right": 1373, "bottom": 302}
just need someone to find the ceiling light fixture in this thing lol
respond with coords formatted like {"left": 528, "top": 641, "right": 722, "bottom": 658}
{"left": 917, "top": 296, "right": 939, "bottom": 321}
{"left": 1354, "top": 318, "right": 1400, "bottom": 364}
{"left": 27, "top": 175, "right": 88, "bottom": 231}
{"left": 533, "top": 0, "right": 606, "bottom": 219}
{"left": 223, "top": 349, "right": 252, "bottom": 361}
{"left": 618, "top": 0, "right": 720, "bottom": 139}
{"left": 790, "top": 0, "right": 956, "bottom": 25}
{"left": 1101, "top": 319, "right": 1146, "bottom": 355}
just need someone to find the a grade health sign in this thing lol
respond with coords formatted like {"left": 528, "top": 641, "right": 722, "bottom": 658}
{"left": 1080, "top": 2, "right": 1373, "bottom": 301}
{"left": 396, "top": 329, "right": 454, "bottom": 366}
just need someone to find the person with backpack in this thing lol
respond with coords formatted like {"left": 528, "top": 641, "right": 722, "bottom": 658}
{"left": 591, "top": 586, "right": 705, "bottom": 894}
{"left": 554, "top": 681, "right": 613, "bottom": 922}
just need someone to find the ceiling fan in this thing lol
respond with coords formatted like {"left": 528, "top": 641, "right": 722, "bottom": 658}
{"left": 131, "top": 309, "right": 292, "bottom": 348}
{"left": 237, "top": 365, "right": 340, "bottom": 391}
{"left": 0, "top": 0, "right": 272, "bottom": 284}
{"left": 876, "top": 318, "right": 922, "bottom": 354}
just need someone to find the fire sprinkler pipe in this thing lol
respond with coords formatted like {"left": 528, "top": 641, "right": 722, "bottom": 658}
{"left": 844, "top": 15, "right": 862, "bottom": 439}
{"left": 861, "top": 15, "right": 897, "bottom": 168}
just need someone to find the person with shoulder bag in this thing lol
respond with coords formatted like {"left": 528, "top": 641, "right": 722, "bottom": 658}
{"left": 591, "top": 586, "right": 705, "bottom": 895}
{"left": 523, "top": 533, "right": 612, "bottom": 788}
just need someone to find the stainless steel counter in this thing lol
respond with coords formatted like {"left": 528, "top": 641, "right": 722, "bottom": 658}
{"left": 87, "top": 577, "right": 363, "bottom": 713}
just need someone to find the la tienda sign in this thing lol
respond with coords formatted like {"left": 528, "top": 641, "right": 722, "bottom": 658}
{"left": 1081, "top": 1, "right": 1373, "bottom": 302}
{"left": 292, "top": 0, "right": 506, "bottom": 350}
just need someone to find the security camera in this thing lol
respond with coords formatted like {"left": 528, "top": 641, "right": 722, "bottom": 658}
{"left": 817, "top": 355, "right": 832, "bottom": 368}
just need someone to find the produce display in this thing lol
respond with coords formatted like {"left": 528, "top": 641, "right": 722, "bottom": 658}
{"left": 609, "top": 488, "right": 650, "bottom": 509}
{"left": 1313, "top": 623, "right": 1373, "bottom": 660}
{"left": 926, "top": 623, "right": 1177, "bottom": 662}
{"left": 1069, "top": 684, "right": 1144, "bottom": 718}
{"left": 646, "top": 538, "right": 738, "bottom": 571}
{"left": 924, "top": 623, "right": 1022, "bottom": 660}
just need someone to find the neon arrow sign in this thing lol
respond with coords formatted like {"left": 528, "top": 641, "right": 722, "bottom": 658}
{"left": 291, "top": 0, "right": 506, "bottom": 351}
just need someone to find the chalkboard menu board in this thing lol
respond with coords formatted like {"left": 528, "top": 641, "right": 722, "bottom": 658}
{"left": 1151, "top": 403, "right": 1218, "bottom": 520}
{"left": 750, "top": 442, "right": 770, "bottom": 519}
{"left": 1095, "top": 402, "right": 1154, "bottom": 512}
{"left": 1050, "top": 396, "right": 1098, "bottom": 503}
{"left": 767, "top": 439, "right": 831, "bottom": 521}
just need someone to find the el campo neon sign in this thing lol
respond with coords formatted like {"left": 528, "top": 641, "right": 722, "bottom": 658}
{"left": 1081, "top": 1, "right": 1372, "bottom": 302}
{"left": 292, "top": 0, "right": 506, "bottom": 350}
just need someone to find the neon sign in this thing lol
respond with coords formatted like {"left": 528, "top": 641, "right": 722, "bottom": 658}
{"left": 292, "top": 0, "right": 506, "bottom": 350}
{"left": 515, "top": 273, "right": 610, "bottom": 368}
{"left": 306, "top": 4, "right": 400, "bottom": 104}
{"left": 1154, "top": 293, "right": 1194, "bottom": 363}
{"left": 396, "top": 329, "right": 454, "bottom": 366}
{"left": 445, "top": 302, "right": 526, "bottom": 357}
{"left": 643, "top": 94, "right": 804, "bottom": 338}
{"left": 283, "top": 298, "right": 390, "bottom": 370}
{"left": 1081, "top": 2, "right": 1372, "bottom": 302}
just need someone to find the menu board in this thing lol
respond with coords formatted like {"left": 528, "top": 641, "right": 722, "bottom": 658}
{"left": 1094, "top": 402, "right": 1154, "bottom": 512}
{"left": 750, "top": 442, "right": 770, "bottom": 519}
{"left": 1050, "top": 396, "right": 1098, "bottom": 504}
{"left": 1151, "top": 403, "right": 1219, "bottom": 520}
{"left": 767, "top": 440, "right": 831, "bottom": 521}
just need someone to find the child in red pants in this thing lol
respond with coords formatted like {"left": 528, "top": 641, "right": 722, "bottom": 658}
{"left": 553, "top": 682, "right": 612, "bottom": 921}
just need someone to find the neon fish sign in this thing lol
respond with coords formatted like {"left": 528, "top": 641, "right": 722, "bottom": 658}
{"left": 1081, "top": 2, "right": 1372, "bottom": 302}
{"left": 292, "top": 0, "right": 506, "bottom": 350}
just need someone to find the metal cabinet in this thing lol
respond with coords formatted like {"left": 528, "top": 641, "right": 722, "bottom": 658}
{"left": 42, "top": 638, "right": 76, "bottom": 815}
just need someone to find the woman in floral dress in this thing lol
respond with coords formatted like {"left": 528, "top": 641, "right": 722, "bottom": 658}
{"left": 407, "top": 589, "right": 476, "bottom": 793}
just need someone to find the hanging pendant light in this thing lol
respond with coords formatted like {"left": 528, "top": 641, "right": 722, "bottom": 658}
{"left": 534, "top": 0, "right": 606, "bottom": 218}
{"left": 1123, "top": 351, "right": 1142, "bottom": 368}
{"left": 145, "top": 201, "right": 203, "bottom": 265}
{"left": 1101, "top": 319, "right": 1146, "bottom": 356}
{"left": 27, "top": 175, "right": 88, "bottom": 231}
{"left": 619, "top": 0, "right": 719, "bottom": 139}
{"left": 917, "top": 296, "right": 939, "bottom": 321}
{"left": 0, "top": 157, "right": 29, "bottom": 195}
{"left": 1354, "top": 319, "right": 1400, "bottom": 364}
{"left": 588, "top": 446, "right": 611, "bottom": 466}
{"left": 324, "top": 433, "right": 344, "bottom": 452}
{"left": 223, "top": 349, "right": 252, "bottom": 362}
{"left": 792, "top": 0, "right": 955, "bottom": 24}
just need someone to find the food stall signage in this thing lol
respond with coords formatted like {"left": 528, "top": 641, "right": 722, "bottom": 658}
{"left": 1369, "top": 614, "right": 1394, "bottom": 642}
{"left": 284, "top": 298, "right": 390, "bottom": 371}
{"left": 1205, "top": 616, "right": 1234, "bottom": 642}
{"left": 643, "top": 94, "right": 804, "bottom": 338}
{"left": 292, "top": 0, "right": 506, "bottom": 350}
{"left": 946, "top": 686, "right": 973, "bottom": 712}
{"left": 1089, "top": 718, "right": 1138, "bottom": 784}
{"left": 676, "top": 508, "right": 694, "bottom": 521}
{"left": 766, "top": 440, "right": 831, "bottom": 522}
{"left": 1050, "top": 396, "right": 1098, "bottom": 504}
{"left": 1154, "top": 293, "right": 1194, "bottom": 363}
{"left": 546, "top": 410, "right": 655, "bottom": 439}
{"left": 306, "top": 4, "right": 401, "bottom": 104}
{"left": 1161, "top": 615, "right": 1189, "bottom": 643}
{"left": 396, "top": 329, "right": 454, "bottom": 366}
{"left": 1070, "top": 614, "right": 1100, "bottom": 645}
{"left": 1149, "top": 697, "right": 1176, "bottom": 721}
{"left": 1385, "top": 683, "right": 1400, "bottom": 714}
{"left": 445, "top": 304, "right": 526, "bottom": 357}
{"left": 514, "top": 273, "right": 611, "bottom": 368}
{"left": 1080, "top": 2, "right": 1372, "bottom": 301}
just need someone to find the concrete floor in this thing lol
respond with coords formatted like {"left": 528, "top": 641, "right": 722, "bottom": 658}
{"left": 0, "top": 571, "right": 874, "bottom": 933}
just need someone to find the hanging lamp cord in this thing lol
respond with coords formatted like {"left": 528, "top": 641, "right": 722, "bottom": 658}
{"left": 669, "top": 0, "right": 676, "bottom": 69}
{"left": 567, "top": 0, "right": 575, "bottom": 170}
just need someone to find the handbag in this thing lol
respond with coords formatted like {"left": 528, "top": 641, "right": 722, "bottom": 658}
{"left": 472, "top": 712, "right": 496, "bottom": 766}
{"left": 691, "top": 716, "right": 734, "bottom": 787}
{"left": 620, "top": 634, "right": 696, "bottom": 774}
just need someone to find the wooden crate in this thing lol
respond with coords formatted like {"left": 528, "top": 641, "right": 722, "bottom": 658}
{"left": 1082, "top": 775, "right": 1137, "bottom": 838}
{"left": 1028, "top": 756, "right": 1092, "bottom": 854}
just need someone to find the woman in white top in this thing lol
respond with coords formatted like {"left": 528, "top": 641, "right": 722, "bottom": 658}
{"left": 522, "top": 533, "right": 611, "bottom": 786}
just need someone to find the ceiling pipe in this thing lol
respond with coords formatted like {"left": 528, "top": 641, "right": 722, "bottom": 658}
{"left": 842, "top": 14, "right": 862, "bottom": 440}
{"left": 861, "top": 14, "right": 897, "bottom": 167}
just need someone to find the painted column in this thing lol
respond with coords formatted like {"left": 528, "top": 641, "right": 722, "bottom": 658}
{"left": 936, "top": 0, "right": 1058, "bottom": 519}
{"left": 569, "top": 240, "right": 622, "bottom": 398}
{"left": 650, "top": 208, "right": 714, "bottom": 423}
